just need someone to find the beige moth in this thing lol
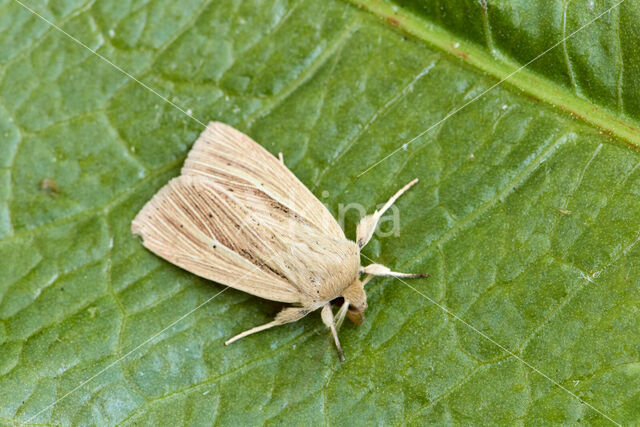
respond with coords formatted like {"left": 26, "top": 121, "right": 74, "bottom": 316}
{"left": 131, "top": 122, "right": 427, "bottom": 360}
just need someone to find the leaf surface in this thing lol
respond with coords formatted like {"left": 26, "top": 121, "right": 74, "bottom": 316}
{"left": 1, "top": 0, "right": 639, "bottom": 424}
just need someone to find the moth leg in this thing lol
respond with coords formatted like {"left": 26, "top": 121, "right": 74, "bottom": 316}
{"left": 334, "top": 301, "right": 350, "bottom": 331}
{"left": 278, "top": 152, "right": 285, "bottom": 165}
{"left": 356, "top": 178, "right": 419, "bottom": 248}
{"left": 321, "top": 304, "right": 345, "bottom": 361}
{"left": 360, "top": 263, "right": 429, "bottom": 279}
{"left": 224, "top": 306, "right": 310, "bottom": 346}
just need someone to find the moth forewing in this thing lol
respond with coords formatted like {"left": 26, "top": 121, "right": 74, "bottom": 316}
{"left": 131, "top": 176, "right": 303, "bottom": 304}
{"left": 132, "top": 121, "right": 427, "bottom": 360}
{"left": 180, "top": 122, "right": 345, "bottom": 238}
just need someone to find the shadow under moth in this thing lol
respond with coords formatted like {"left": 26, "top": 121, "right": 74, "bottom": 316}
{"left": 131, "top": 122, "right": 428, "bottom": 360}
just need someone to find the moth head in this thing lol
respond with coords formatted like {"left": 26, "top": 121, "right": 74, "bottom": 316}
{"left": 342, "top": 279, "right": 367, "bottom": 325}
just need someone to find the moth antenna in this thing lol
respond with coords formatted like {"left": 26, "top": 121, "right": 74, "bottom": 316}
{"left": 361, "top": 263, "right": 429, "bottom": 279}
{"left": 361, "top": 274, "right": 374, "bottom": 287}
{"left": 377, "top": 178, "right": 418, "bottom": 217}
{"left": 356, "top": 179, "right": 419, "bottom": 248}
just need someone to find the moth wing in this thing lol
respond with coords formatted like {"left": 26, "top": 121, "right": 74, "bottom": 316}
{"left": 220, "top": 182, "right": 361, "bottom": 301}
{"left": 131, "top": 175, "right": 309, "bottom": 304}
{"left": 181, "top": 121, "right": 345, "bottom": 239}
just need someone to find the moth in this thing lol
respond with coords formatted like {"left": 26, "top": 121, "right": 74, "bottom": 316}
{"left": 131, "top": 122, "right": 427, "bottom": 360}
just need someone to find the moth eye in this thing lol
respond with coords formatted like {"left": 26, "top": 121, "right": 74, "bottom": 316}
{"left": 208, "top": 213, "right": 213, "bottom": 218}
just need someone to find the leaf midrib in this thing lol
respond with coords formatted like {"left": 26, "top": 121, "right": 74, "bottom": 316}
{"left": 347, "top": 0, "right": 640, "bottom": 150}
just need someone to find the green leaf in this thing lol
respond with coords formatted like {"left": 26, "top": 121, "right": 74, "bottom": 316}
{"left": 1, "top": 0, "right": 639, "bottom": 424}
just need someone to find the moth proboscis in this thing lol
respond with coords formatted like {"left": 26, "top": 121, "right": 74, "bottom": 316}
{"left": 131, "top": 122, "right": 428, "bottom": 360}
